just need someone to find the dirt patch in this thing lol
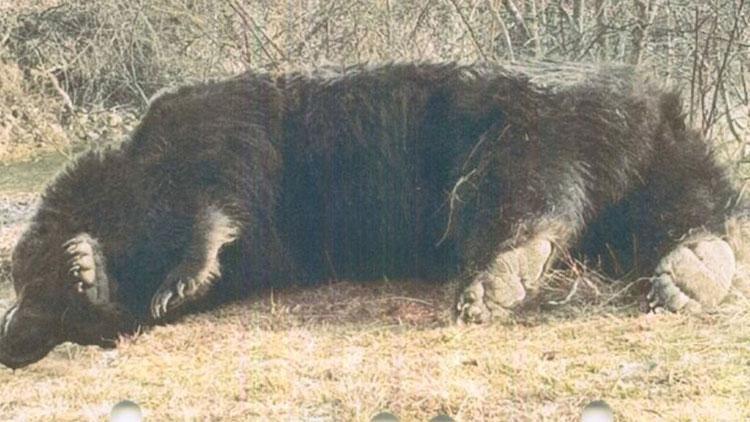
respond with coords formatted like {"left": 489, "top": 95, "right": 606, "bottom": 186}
{"left": 0, "top": 192, "right": 37, "bottom": 278}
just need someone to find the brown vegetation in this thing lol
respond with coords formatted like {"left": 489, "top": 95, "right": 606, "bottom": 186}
{"left": 1, "top": 276, "right": 749, "bottom": 420}
{"left": 1, "top": 0, "right": 748, "bottom": 161}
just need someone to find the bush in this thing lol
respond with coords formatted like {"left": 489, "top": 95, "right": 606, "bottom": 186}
{"left": 0, "top": 0, "right": 747, "bottom": 161}
{"left": 0, "top": 60, "right": 68, "bottom": 160}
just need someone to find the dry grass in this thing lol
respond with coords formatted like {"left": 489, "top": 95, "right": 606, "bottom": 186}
{"left": 0, "top": 60, "right": 139, "bottom": 162}
{"left": 1, "top": 271, "right": 749, "bottom": 421}
{"left": 0, "top": 61, "right": 69, "bottom": 161}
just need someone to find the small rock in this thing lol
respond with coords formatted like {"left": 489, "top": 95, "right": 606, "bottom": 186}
{"left": 110, "top": 400, "right": 142, "bottom": 422}
{"left": 371, "top": 411, "right": 399, "bottom": 421}
{"left": 581, "top": 400, "right": 614, "bottom": 422}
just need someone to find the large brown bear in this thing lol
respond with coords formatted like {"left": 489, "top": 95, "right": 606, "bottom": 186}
{"left": 1, "top": 62, "right": 746, "bottom": 368}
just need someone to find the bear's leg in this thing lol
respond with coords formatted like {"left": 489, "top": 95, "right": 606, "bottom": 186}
{"left": 455, "top": 232, "right": 553, "bottom": 323}
{"left": 640, "top": 136, "right": 743, "bottom": 313}
{"left": 455, "top": 164, "right": 589, "bottom": 324}
{"left": 150, "top": 205, "right": 241, "bottom": 319}
{"left": 455, "top": 219, "right": 579, "bottom": 323}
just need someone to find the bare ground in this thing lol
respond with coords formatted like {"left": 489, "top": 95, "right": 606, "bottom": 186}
{"left": 0, "top": 178, "right": 749, "bottom": 421}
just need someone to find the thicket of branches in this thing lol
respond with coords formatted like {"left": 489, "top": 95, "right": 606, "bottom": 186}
{"left": 0, "top": 0, "right": 748, "bottom": 154}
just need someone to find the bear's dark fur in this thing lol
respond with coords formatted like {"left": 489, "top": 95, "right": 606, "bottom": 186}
{"left": 1, "top": 62, "right": 745, "bottom": 368}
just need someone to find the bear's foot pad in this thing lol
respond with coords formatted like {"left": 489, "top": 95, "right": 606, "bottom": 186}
{"left": 648, "top": 235, "right": 735, "bottom": 313}
{"left": 456, "top": 238, "right": 552, "bottom": 324}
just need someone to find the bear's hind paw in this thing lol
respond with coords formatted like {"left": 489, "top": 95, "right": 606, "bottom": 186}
{"left": 648, "top": 235, "right": 735, "bottom": 313}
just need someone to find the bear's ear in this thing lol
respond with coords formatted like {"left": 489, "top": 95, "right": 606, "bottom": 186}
{"left": 63, "top": 234, "right": 111, "bottom": 305}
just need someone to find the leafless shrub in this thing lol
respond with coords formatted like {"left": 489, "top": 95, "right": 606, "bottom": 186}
{"left": 0, "top": 0, "right": 748, "bottom": 163}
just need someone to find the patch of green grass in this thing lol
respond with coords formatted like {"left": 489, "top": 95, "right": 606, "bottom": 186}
{"left": 0, "top": 152, "right": 69, "bottom": 194}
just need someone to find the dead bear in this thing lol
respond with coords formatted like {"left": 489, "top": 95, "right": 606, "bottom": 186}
{"left": 1, "top": 61, "right": 747, "bottom": 368}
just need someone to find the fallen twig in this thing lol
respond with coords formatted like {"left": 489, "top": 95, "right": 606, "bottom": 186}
{"left": 436, "top": 168, "right": 477, "bottom": 246}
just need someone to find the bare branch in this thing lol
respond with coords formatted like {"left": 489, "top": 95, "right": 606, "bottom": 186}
{"left": 502, "top": 0, "right": 533, "bottom": 41}
{"left": 573, "top": 0, "right": 585, "bottom": 34}
{"left": 721, "top": 80, "right": 744, "bottom": 143}
{"left": 436, "top": 168, "right": 477, "bottom": 247}
{"left": 228, "top": 0, "right": 287, "bottom": 68}
{"left": 630, "top": 0, "right": 661, "bottom": 65}
{"left": 705, "top": 0, "right": 746, "bottom": 134}
{"left": 445, "top": 0, "right": 488, "bottom": 60}
{"left": 689, "top": 6, "right": 700, "bottom": 125}
{"left": 486, "top": 0, "right": 516, "bottom": 60}
{"left": 44, "top": 70, "right": 74, "bottom": 114}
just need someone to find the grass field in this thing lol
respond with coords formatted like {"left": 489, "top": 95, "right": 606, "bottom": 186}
{"left": 0, "top": 157, "right": 749, "bottom": 421}
{"left": 1, "top": 278, "right": 749, "bottom": 421}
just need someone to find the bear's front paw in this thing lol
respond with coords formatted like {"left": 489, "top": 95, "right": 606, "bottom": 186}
{"left": 63, "top": 233, "right": 111, "bottom": 305}
{"left": 150, "top": 264, "right": 218, "bottom": 320}
{"left": 648, "top": 235, "right": 735, "bottom": 313}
